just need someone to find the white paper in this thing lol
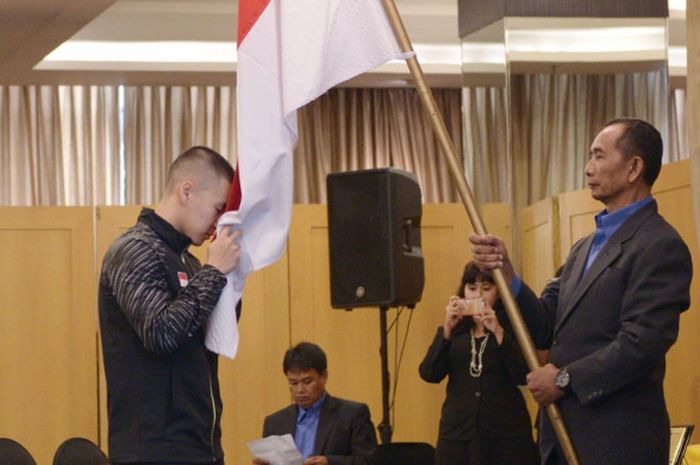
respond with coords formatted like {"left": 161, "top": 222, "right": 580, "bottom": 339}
{"left": 247, "top": 434, "right": 303, "bottom": 465}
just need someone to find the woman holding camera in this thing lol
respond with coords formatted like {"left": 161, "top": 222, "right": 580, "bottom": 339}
{"left": 419, "top": 261, "right": 538, "bottom": 465}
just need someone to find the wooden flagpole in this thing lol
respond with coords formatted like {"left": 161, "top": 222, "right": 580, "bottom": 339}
{"left": 378, "top": 1, "right": 580, "bottom": 464}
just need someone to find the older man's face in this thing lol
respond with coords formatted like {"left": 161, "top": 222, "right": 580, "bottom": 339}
{"left": 585, "top": 123, "right": 637, "bottom": 212}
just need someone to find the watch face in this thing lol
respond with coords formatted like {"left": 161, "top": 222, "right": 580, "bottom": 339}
{"left": 556, "top": 369, "right": 570, "bottom": 389}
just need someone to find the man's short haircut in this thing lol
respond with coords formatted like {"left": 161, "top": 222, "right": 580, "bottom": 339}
{"left": 283, "top": 342, "right": 327, "bottom": 375}
{"left": 165, "top": 146, "right": 234, "bottom": 192}
{"left": 602, "top": 118, "right": 662, "bottom": 186}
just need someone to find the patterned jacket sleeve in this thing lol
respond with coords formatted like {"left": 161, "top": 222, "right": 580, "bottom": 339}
{"left": 105, "top": 237, "right": 227, "bottom": 355}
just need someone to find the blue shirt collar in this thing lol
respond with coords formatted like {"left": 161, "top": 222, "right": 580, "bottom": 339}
{"left": 594, "top": 196, "right": 653, "bottom": 240}
{"left": 297, "top": 393, "right": 326, "bottom": 420}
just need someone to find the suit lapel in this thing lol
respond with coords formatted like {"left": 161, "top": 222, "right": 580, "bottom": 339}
{"left": 283, "top": 404, "right": 298, "bottom": 436}
{"left": 556, "top": 240, "right": 622, "bottom": 333}
{"left": 314, "top": 394, "right": 337, "bottom": 455}
{"left": 557, "top": 233, "right": 594, "bottom": 316}
{"left": 555, "top": 201, "right": 657, "bottom": 334}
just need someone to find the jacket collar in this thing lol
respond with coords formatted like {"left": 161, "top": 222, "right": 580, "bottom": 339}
{"left": 556, "top": 199, "right": 658, "bottom": 333}
{"left": 138, "top": 207, "right": 191, "bottom": 254}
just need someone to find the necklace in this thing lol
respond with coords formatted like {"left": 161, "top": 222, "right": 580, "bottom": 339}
{"left": 469, "top": 329, "right": 489, "bottom": 378}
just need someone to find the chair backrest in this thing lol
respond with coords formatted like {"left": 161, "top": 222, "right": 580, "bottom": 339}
{"left": 53, "top": 437, "right": 108, "bottom": 465}
{"left": 0, "top": 438, "right": 37, "bottom": 465}
{"left": 374, "top": 442, "right": 435, "bottom": 465}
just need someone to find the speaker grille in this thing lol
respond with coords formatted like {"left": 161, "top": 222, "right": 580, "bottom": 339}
{"left": 327, "top": 168, "right": 424, "bottom": 309}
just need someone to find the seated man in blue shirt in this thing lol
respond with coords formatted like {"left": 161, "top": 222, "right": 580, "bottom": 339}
{"left": 253, "top": 342, "right": 378, "bottom": 465}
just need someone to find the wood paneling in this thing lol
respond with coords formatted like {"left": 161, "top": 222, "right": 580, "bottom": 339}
{"left": 0, "top": 207, "right": 98, "bottom": 465}
{"left": 521, "top": 196, "right": 558, "bottom": 292}
{"left": 556, "top": 190, "right": 598, "bottom": 261}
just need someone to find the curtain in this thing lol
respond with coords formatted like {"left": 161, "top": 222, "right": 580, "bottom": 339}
{"left": 0, "top": 85, "right": 119, "bottom": 206}
{"left": 122, "top": 86, "right": 236, "bottom": 205}
{"left": 462, "top": 86, "right": 509, "bottom": 204}
{"left": 500, "top": 70, "right": 671, "bottom": 213}
{"left": 294, "top": 88, "right": 462, "bottom": 203}
{"left": 669, "top": 88, "right": 688, "bottom": 162}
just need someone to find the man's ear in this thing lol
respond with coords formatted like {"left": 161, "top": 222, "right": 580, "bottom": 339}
{"left": 628, "top": 155, "right": 645, "bottom": 184}
{"left": 179, "top": 181, "right": 193, "bottom": 203}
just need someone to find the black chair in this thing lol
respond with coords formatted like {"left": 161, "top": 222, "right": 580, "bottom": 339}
{"left": 374, "top": 442, "right": 435, "bottom": 465}
{"left": 53, "top": 438, "right": 108, "bottom": 465}
{"left": 0, "top": 438, "right": 37, "bottom": 465}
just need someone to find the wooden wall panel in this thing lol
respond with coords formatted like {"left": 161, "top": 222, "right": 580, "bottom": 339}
{"left": 95, "top": 206, "right": 290, "bottom": 465}
{"left": 521, "top": 196, "right": 558, "bottom": 292}
{"left": 556, "top": 190, "right": 598, "bottom": 260}
{"left": 287, "top": 203, "right": 512, "bottom": 445}
{"left": 0, "top": 207, "right": 98, "bottom": 465}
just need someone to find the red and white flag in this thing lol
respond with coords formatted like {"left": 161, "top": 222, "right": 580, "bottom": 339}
{"left": 206, "top": 0, "right": 411, "bottom": 358}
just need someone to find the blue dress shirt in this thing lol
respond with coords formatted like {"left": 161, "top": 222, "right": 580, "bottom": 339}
{"left": 583, "top": 196, "right": 653, "bottom": 273}
{"left": 510, "top": 196, "right": 653, "bottom": 293}
{"left": 294, "top": 394, "right": 326, "bottom": 459}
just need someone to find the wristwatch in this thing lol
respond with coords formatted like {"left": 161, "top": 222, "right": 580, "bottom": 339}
{"left": 555, "top": 367, "right": 571, "bottom": 391}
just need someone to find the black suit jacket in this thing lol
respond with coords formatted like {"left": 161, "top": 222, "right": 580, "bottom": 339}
{"left": 419, "top": 309, "right": 534, "bottom": 442}
{"left": 517, "top": 200, "right": 692, "bottom": 465}
{"left": 262, "top": 394, "right": 377, "bottom": 465}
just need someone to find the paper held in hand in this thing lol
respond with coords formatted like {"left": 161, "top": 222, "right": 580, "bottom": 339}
{"left": 248, "top": 434, "right": 303, "bottom": 465}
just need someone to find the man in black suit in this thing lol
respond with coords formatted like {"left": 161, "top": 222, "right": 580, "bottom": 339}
{"left": 470, "top": 118, "right": 692, "bottom": 465}
{"left": 253, "top": 342, "right": 377, "bottom": 465}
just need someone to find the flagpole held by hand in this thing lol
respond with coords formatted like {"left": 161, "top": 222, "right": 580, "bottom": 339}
{"left": 377, "top": 1, "right": 580, "bottom": 464}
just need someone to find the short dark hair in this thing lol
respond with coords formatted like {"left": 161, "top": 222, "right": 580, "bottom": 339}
{"left": 456, "top": 261, "right": 494, "bottom": 298}
{"left": 283, "top": 342, "right": 327, "bottom": 375}
{"left": 602, "top": 118, "right": 662, "bottom": 186}
{"left": 166, "top": 146, "right": 234, "bottom": 190}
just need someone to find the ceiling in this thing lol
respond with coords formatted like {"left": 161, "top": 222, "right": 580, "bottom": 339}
{"left": 0, "top": 0, "right": 686, "bottom": 87}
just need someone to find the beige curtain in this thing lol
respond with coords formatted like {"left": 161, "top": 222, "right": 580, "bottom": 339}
{"left": 462, "top": 86, "right": 509, "bottom": 204}
{"left": 294, "top": 88, "right": 462, "bottom": 203}
{"left": 505, "top": 70, "right": 670, "bottom": 214}
{"left": 122, "top": 86, "right": 236, "bottom": 205}
{"left": 669, "top": 88, "right": 688, "bottom": 162}
{"left": 0, "top": 85, "right": 119, "bottom": 206}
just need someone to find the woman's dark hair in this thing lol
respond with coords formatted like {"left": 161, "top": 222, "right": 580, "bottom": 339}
{"left": 456, "top": 261, "right": 495, "bottom": 298}
{"left": 283, "top": 342, "right": 327, "bottom": 375}
{"left": 451, "top": 261, "right": 499, "bottom": 333}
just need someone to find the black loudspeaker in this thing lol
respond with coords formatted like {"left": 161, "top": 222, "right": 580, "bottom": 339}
{"left": 327, "top": 168, "right": 424, "bottom": 309}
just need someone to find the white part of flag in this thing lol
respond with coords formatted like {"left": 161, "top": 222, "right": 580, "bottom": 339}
{"left": 205, "top": 0, "right": 412, "bottom": 358}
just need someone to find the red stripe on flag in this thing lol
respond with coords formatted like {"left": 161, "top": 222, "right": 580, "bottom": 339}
{"left": 225, "top": 161, "right": 242, "bottom": 211}
{"left": 237, "top": 0, "right": 271, "bottom": 46}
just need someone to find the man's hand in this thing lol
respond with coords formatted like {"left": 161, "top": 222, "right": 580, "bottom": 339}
{"left": 206, "top": 226, "right": 242, "bottom": 274}
{"left": 304, "top": 456, "right": 329, "bottom": 465}
{"left": 252, "top": 458, "right": 269, "bottom": 465}
{"left": 468, "top": 234, "right": 514, "bottom": 285}
{"left": 527, "top": 363, "right": 565, "bottom": 406}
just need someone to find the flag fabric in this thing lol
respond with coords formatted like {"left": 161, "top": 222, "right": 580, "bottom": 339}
{"left": 205, "top": 0, "right": 412, "bottom": 358}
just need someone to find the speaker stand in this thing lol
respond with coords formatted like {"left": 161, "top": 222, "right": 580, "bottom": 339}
{"left": 378, "top": 305, "right": 393, "bottom": 444}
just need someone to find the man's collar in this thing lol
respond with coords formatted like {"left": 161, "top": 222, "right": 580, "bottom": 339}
{"left": 297, "top": 393, "right": 327, "bottom": 416}
{"left": 138, "top": 207, "right": 191, "bottom": 253}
